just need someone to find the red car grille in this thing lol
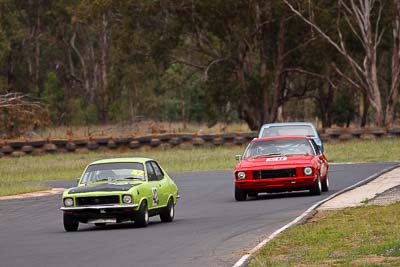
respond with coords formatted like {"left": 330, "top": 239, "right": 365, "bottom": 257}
{"left": 253, "top": 168, "right": 297, "bottom": 179}
{"left": 76, "top": 196, "right": 120, "bottom": 206}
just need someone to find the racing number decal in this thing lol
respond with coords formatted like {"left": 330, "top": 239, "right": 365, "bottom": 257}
{"left": 152, "top": 187, "right": 159, "bottom": 206}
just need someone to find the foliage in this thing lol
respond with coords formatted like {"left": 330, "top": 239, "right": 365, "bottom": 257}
{"left": 0, "top": 93, "right": 49, "bottom": 138}
{"left": 0, "top": 0, "right": 399, "bottom": 136}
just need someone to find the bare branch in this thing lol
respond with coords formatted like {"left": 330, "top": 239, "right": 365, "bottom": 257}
{"left": 0, "top": 92, "right": 42, "bottom": 109}
{"left": 283, "top": 0, "right": 364, "bottom": 74}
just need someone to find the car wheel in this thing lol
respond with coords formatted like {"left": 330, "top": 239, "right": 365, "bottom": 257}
{"left": 134, "top": 200, "right": 149, "bottom": 227}
{"left": 321, "top": 174, "right": 329, "bottom": 192}
{"left": 310, "top": 175, "right": 322, "bottom": 195}
{"left": 160, "top": 198, "right": 175, "bottom": 222}
{"left": 95, "top": 223, "right": 106, "bottom": 227}
{"left": 235, "top": 186, "right": 247, "bottom": 201}
{"left": 63, "top": 213, "right": 79, "bottom": 232}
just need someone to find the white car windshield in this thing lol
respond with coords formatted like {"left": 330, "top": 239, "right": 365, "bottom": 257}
{"left": 262, "top": 125, "right": 315, "bottom": 137}
{"left": 81, "top": 162, "right": 145, "bottom": 183}
{"left": 243, "top": 138, "right": 315, "bottom": 159}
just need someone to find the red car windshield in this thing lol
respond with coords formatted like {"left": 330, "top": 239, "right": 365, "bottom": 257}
{"left": 243, "top": 138, "right": 315, "bottom": 159}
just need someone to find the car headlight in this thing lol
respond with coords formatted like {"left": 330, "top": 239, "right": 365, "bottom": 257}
{"left": 122, "top": 195, "right": 133, "bottom": 204}
{"left": 64, "top": 198, "right": 74, "bottom": 207}
{"left": 237, "top": 171, "right": 246, "bottom": 180}
{"left": 303, "top": 167, "right": 313, "bottom": 176}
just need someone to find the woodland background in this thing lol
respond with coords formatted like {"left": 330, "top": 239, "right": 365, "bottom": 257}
{"left": 0, "top": 0, "right": 399, "bottom": 138}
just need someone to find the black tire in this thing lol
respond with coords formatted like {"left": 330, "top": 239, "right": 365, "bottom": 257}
{"left": 95, "top": 223, "right": 106, "bottom": 227}
{"left": 160, "top": 198, "right": 175, "bottom": 222}
{"left": 134, "top": 201, "right": 149, "bottom": 227}
{"left": 310, "top": 175, "right": 322, "bottom": 195}
{"left": 235, "top": 186, "right": 247, "bottom": 201}
{"left": 321, "top": 174, "right": 329, "bottom": 192}
{"left": 63, "top": 213, "right": 79, "bottom": 232}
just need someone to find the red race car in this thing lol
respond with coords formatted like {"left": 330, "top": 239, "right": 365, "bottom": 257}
{"left": 234, "top": 136, "right": 329, "bottom": 201}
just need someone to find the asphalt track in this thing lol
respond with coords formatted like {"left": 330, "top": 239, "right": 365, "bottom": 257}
{"left": 0, "top": 162, "right": 397, "bottom": 267}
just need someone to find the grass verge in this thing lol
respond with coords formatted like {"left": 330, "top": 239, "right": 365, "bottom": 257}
{"left": 0, "top": 146, "right": 245, "bottom": 184}
{"left": 250, "top": 202, "right": 400, "bottom": 267}
{"left": 0, "top": 183, "right": 51, "bottom": 197}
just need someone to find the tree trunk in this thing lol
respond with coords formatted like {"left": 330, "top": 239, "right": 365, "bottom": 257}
{"left": 386, "top": 1, "right": 400, "bottom": 127}
{"left": 99, "top": 13, "right": 109, "bottom": 123}
{"left": 360, "top": 93, "right": 369, "bottom": 127}
{"left": 35, "top": 4, "right": 41, "bottom": 88}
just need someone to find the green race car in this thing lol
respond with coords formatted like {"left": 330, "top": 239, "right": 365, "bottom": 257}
{"left": 60, "top": 157, "right": 179, "bottom": 231}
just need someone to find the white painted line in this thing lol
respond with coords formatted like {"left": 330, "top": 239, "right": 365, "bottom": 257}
{"left": 232, "top": 163, "right": 400, "bottom": 267}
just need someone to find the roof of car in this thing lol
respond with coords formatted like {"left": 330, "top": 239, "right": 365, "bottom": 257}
{"left": 89, "top": 157, "right": 154, "bottom": 165}
{"left": 260, "top": 122, "right": 316, "bottom": 127}
{"left": 252, "top": 136, "right": 311, "bottom": 142}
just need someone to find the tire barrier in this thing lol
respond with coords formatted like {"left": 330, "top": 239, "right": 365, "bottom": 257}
{"left": 114, "top": 137, "right": 132, "bottom": 144}
{"left": 10, "top": 141, "right": 25, "bottom": 149}
{"left": 128, "top": 140, "right": 140, "bottom": 149}
{"left": 137, "top": 136, "right": 151, "bottom": 144}
{"left": 52, "top": 139, "right": 68, "bottom": 147}
{"left": 0, "top": 128, "right": 399, "bottom": 157}
{"left": 212, "top": 137, "right": 225, "bottom": 146}
{"left": 66, "top": 142, "right": 76, "bottom": 152}
{"left": 192, "top": 137, "right": 205, "bottom": 146}
{"left": 87, "top": 141, "right": 99, "bottom": 150}
{"left": 43, "top": 143, "right": 57, "bottom": 153}
{"left": 150, "top": 139, "right": 161, "bottom": 147}
{"left": 2, "top": 145, "right": 13, "bottom": 154}
{"left": 22, "top": 145, "right": 34, "bottom": 154}
{"left": 200, "top": 135, "right": 214, "bottom": 142}
{"left": 73, "top": 139, "right": 88, "bottom": 146}
{"left": 29, "top": 140, "right": 46, "bottom": 147}
{"left": 107, "top": 139, "right": 117, "bottom": 149}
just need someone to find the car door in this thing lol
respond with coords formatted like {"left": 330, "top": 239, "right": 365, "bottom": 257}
{"left": 145, "top": 162, "right": 161, "bottom": 209}
{"left": 310, "top": 139, "right": 328, "bottom": 177}
{"left": 150, "top": 161, "right": 168, "bottom": 207}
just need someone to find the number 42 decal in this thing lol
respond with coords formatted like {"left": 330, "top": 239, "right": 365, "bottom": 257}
{"left": 152, "top": 187, "right": 159, "bottom": 206}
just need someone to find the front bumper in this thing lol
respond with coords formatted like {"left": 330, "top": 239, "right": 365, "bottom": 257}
{"left": 235, "top": 176, "right": 316, "bottom": 192}
{"left": 60, "top": 203, "right": 138, "bottom": 211}
{"left": 61, "top": 204, "right": 139, "bottom": 224}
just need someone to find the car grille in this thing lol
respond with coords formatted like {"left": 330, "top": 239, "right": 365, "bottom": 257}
{"left": 253, "top": 168, "right": 297, "bottom": 179}
{"left": 76, "top": 196, "right": 120, "bottom": 206}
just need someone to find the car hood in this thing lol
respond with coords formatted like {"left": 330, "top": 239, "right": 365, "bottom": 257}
{"left": 67, "top": 183, "right": 141, "bottom": 194}
{"left": 237, "top": 155, "right": 315, "bottom": 169}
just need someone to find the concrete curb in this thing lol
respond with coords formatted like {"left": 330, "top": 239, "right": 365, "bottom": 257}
{"left": 232, "top": 163, "right": 400, "bottom": 267}
{"left": 0, "top": 188, "right": 65, "bottom": 200}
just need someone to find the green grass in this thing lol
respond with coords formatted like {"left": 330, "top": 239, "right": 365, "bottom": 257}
{"left": 324, "top": 138, "right": 400, "bottom": 163}
{"left": 0, "top": 138, "right": 399, "bottom": 197}
{"left": 0, "top": 146, "right": 245, "bottom": 184}
{"left": 250, "top": 202, "right": 400, "bottom": 266}
{"left": 0, "top": 183, "right": 51, "bottom": 197}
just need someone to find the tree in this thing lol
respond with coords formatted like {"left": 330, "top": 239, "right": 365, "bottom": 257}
{"left": 284, "top": 0, "right": 400, "bottom": 127}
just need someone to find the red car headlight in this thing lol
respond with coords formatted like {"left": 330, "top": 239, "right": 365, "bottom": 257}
{"left": 303, "top": 167, "right": 313, "bottom": 176}
{"left": 236, "top": 171, "right": 246, "bottom": 180}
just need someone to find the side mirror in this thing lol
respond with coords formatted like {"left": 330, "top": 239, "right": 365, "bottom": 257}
{"left": 235, "top": 155, "right": 242, "bottom": 161}
{"left": 76, "top": 178, "right": 80, "bottom": 185}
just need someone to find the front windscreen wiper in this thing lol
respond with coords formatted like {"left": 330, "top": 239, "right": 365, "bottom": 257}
{"left": 119, "top": 176, "right": 144, "bottom": 181}
{"left": 252, "top": 153, "right": 283, "bottom": 158}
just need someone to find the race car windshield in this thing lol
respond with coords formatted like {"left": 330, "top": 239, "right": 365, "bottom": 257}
{"left": 82, "top": 162, "right": 145, "bottom": 183}
{"left": 261, "top": 125, "right": 315, "bottom": 137}
{"left": 243, "top": 138, "right": 315, "bottom": 159}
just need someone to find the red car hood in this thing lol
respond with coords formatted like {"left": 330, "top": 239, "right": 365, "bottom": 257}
{"left": 236, "top": 155, "right": 315, "bottom": 170}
